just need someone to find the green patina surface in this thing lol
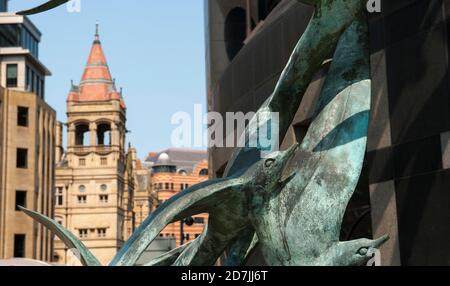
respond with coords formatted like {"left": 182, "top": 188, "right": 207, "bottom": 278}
{"left": 17, "top": 0, "right": 388, "bottom": 266}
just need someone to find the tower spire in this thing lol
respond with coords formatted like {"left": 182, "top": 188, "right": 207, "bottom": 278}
{"left": 94, "top": 22, "right": 100, "bottom": 43}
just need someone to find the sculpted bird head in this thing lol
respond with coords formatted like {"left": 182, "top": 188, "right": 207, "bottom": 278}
{"left": 326, "top": 235, "right": 390, "bottom": 266}
{"left": 248, "top": 143, "right": 299, "bottom": 191}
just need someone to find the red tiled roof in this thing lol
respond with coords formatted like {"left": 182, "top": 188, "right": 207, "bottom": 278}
{"left": 67, "top": 32, "right": 126, "bottom": 108}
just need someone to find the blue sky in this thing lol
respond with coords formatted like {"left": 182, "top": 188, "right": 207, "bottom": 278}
{"left": 10, "top": 0, "right": 207, "bottom": 159}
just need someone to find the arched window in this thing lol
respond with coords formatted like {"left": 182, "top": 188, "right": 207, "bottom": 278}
{"left": 97, "top": 123, "right": 111, "bottom": 146}
{"left": 75, "top": 124, "right": 89, "bottom": 146}
{"left": 224, "top": 7, "right": 247, "bottom": 61}
{"left": 199, "top": 169, "right": 209, "bottom": 176}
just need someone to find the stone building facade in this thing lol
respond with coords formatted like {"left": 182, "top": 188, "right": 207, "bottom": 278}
{"left": 144, "top": 149, "right": 209, "bottom": 247}
{"left": 0, "top": 10, "right": 55, "bottom": 261}
{"left": 53, "top": 28, "right": 135, "bottom": 265}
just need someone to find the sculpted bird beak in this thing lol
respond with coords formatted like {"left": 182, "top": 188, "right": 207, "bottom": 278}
{"left": 372, "top": 234, "right": 390, "bottom": 249}
{"left": 16, "top": 0, "right": 70, "bottom": 15}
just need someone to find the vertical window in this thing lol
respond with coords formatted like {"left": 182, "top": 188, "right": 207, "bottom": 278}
{"left": 14, "top": 234, "right": 26, "bottom": 258}
{"left": 100, "top": 157, "right": 107, "bottom": 165}
{"left": 97, "top": 228, "right": 106, "bottom": 238}
{"left": 16, "top": 148, "right": 28, "bottom": 169}
{"left": 79, "top": 229, "right": 88, "bottom": 238}
{"left": 40, "top": 79, "right": 45, "bottom": 99}
{"left": 56, "top": 187, "right": 64, "bottom": 206}
{"left": 79, "top": 158, "right": 86, "bottom": 166}
{"left": 6, "top": 64, "right": 18, "bottom": 87}
{"left": 17, "top": 106, "right": 29, "bottom": 127}
{"left": 158, "top": 183, "right": 163, "bottom": 190}
{"left": 180, "top": 184, "right": 184, "bottom": 190}
{"left": 36, "top": 76, "right": 40, "bottom": 97}
{"left": 165, "top": 182, "right": 169, "bottom": 190}
{"left": 15, "top": 191, "right": 27, "bottom": 211}
{"left": 171, "top": 183, "right": 174, "bottom": 190}
{"left": 99, "top": 195, "right": 109, "bottom": 203}
{"left": 26, "top": 66, "right": 31, "bottom": 91}
{"left": 77, "top": 195, "right": 87, "bottom": 204}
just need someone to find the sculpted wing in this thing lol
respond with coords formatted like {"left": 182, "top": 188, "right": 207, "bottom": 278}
{"left": 16, "top": 0, "right": 70, "bottom": 15}
{"left": 109, "top": 178, "right": 246, "bottom": 266}
{"left": 19, "top": 206, "right": 101, "bottom": 266}
{"left": 278, "top": 18, "right": 371, "bottom": 256}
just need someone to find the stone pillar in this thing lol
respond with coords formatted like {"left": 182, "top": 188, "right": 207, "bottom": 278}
{"left": 111, "top": 122, "right": 120, "bottom": 146}
{"left": 55, "top": 121, "right": 63, "bottom": 162}
{"left": 68, "top": 123, "right": 76, "bottom": 148}
{"left": 90, "top": 122, "right": 97, "bottom": 146}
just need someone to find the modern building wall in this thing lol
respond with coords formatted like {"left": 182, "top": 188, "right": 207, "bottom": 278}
{"left": 0, "top": 87, "right": 56, "bottom": 262}
{"left": 0, "top": 11, "right": 55, "bottom": 262}
{"left": 206, "top": 0, "right": 450, "bottom": 266}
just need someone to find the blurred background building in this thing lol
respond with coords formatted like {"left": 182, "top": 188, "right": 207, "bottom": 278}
{"left": 205, "top": 0, "right": 450, "bottom": 266}
{"left": 144, "top": 149, "right": 209, "bottom": 247}
{"left": 0, "top": 1, "right": 55, "bottom": 262}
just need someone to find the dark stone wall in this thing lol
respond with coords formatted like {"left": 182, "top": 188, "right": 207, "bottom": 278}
{"left": 206, "top": 0, "right": 450, "bottom": 265}
{"left": 368, "top": 0, "right": 450, "bottom": 266}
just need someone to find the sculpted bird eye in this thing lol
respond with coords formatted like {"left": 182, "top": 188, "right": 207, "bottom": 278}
{"left": 357, "top": 247, "right": 369, "bottom": 256}
{"left": 265, "top": 159, "right": 275, "bottom": 168}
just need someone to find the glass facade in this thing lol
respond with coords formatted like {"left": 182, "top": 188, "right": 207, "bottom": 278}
{"left": 0, "top": 24, "right": 39, "bottom": 58}
{"left": 20, "top": 26, "right": 39, "bottom": 58}
{"left": 0, "top": 0, "right": 7, "bottom": 12}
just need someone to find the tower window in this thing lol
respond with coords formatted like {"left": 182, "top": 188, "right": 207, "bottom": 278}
{"left": 79, "top": 229, "right": 88, "bottom": 238}
{"left": 77, "top": 195, "right": 87, "bottom": 204}
{"left": 16, "top": 148, "right": 28, "bottom": 169}
{"left": 97, "top": 123, "right": 111, "bottom": 146}
{"left": 75, "top": 124, "right": 89, "bottom": 146}
{"left": 6, "top": 64, "right": 18, "bottom": 88}
{"left": 99, "top": 195, "right": 109, "bottom": 203}
{"left": 97, "top": 228, "right": 107, "bottom": 237}
{"left": 14, "top": 234, "right": 26, "bottom": 258}
{"left": 15, "top": 191, "right": 27, "bottom": 211}
{"left": 17, "top": 107, "right": 29, "bottom": 127}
